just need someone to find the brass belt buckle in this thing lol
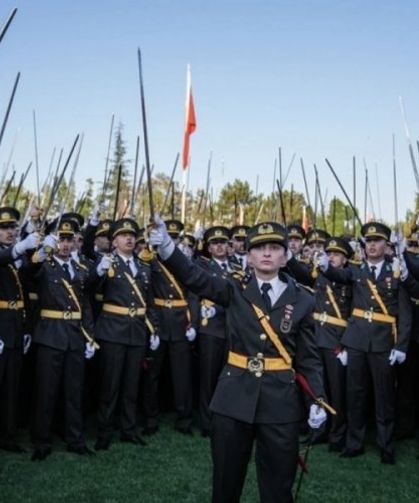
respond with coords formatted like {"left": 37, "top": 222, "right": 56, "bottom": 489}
{"left": 247, "top": 356, "right": 264, "bottom": 376}
{"left": 8, "top": 300, "right": 17, "bottom": 310}
{"left": 63, "top": 311, "right": 72, "bottom": 320}
{"left": 364, "top": 310, "right": 373, "bottom": 322}
{"left": 319, "top": 312, "right": 328, "bottom": 325}
{"left": 128, "top": 307, "right": 137, "bottom": 317}
{"left": 164, "top": 300, "right": 172, "bottom": 308}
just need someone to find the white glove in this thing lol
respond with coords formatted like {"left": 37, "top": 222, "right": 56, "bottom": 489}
{"left": 317, "top": 252, "right": 329, "bottom": 272}
{"left": 0, "top": 339, "right": 4, "bottom": 355}
{"left": 149, "top": 334, "right": 160, "bottom": 351}
{"left": 286, "top": 249, "right": 293, "bottom": 262}
{"left": 308, "top": 403, "right": 327, "bottom": 429}
{"left": 178, "top": 242, "right": 193, "bottom": 259}
{"left": 13, "top": 232, "right": 40, "bottom": 256}
{"left": 399, "top": 257, "right": 408, "bottom": 281}
{"left": 193, "top": 226, "right": 204, "bottom": 240}
{"left": 389, "top": 349, "right": 406, "bottom": 365}
{"left": 43, "top": 234, "right": 58, "bottom": 250}
{"left": 89, "top": 202, "right": 101, "bottom": 226}
{"left": 23, "top": 334, "right": 32, "bottom": 355}
{"left": 201, "top": 305, "right": 216, "bottom": 319}
{"left": 149, "top": 215, "right": 175, "bottom": 260}
{"left": 84, "top": 342, "right": 95, "bottom": 360}
{"left": 185, "top": 327, "right": 197, "bottom": 342}
{"left": 398, "top": 237, "right": 407, "bottom": 255}
{"left": 96, "top": 255, "right": 113, "bottom": 276}
{"left": 336, "top": 349, "right": 348, "bottom": 366}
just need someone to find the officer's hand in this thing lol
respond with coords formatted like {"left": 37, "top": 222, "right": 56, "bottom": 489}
{"left": 97, "top": 255, "right": 113, "bottom": 276}
{"left": 286, "top": 249, "right": 293, "bottom": 262}
{"left": 399, "top": 257, "right": 408, "bottom": 281}
{"left": 201, "top": 305, "right": 216, "bottom": 319}
{"left": 389, "top": 349, "right": 406, "bottom": 365}
{"left": 185, "top": 326, "right": 197, "bottom": 342}
{"left": 23, "top": 334, "right": 32, "bottom": 355}
{"left": 308, "top": 404, "right": 327, "bottom": 429}
{"left": 336, "top": 349, "right": 348, "bottom": 366}
{"left": 149, "top": 215, "right": 175, "bottom": 260}
{"left": 317, "top": 252, "right": 329, "bottom": 272}
{"left": 43, "top": 234, "right": 58, "bottom": 251}
{"left": 89, "top": 202, "right": 101, "bottom": 226}
{"left": 0, "top": 339, "right": 4, "bottom": 355}
{"left": 149, "top": 334, "right": 160, "bottom": 351}
{"left": 84, "top": 342, "right": 95, "bottom": 360}
{"left": 14, "top": 232, "right": 40, "bottom": 256}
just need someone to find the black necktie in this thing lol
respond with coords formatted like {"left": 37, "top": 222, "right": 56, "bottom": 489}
{"left": 238, "top": 257, "right": 243, "bottom": 267}
{"left": 261, "top": 282, "right": 272, "bottom": 312}
{"left": 370, "top": 265, "right": 377, "bottom": 281}
{"left": 221, "top": 262, "right": 227, "bottom": 272}
{"left": 62, "top": 263, "right": 71, "bottom": 282}
{"left": 126, "top": 259, "right": 133, "bottom": 276}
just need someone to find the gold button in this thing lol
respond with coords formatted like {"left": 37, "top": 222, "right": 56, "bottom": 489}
{"left": 169, "top": 294, "right": 173, "bottom": 299}
{"left": 260, "top": 334, "right": 267, "bottom": 341}
{"left": 257, "top": 352, "right": 263, "bottom": 358}
{"left": 255, "top": 371, "right": 262, "bottom": 378}
{"left": 325, "top": 301, "right": 330, "bottom": 305}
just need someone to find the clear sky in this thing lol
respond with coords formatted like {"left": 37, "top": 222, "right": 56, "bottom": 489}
{"left": 1, "top": 0, "right": 419, "bottom": 223}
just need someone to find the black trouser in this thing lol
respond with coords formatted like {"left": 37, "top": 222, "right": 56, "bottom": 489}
{"left": 395, "top": 340, "right": 419, "bottom": 437}
{"left": 33, "top": 345, "right": 85, "bottom": 450}
{"left": 211, "top": 414, "right": 299, "bottom": 503}
{"left": 199, "top": 335, "right": 226, "bottom": 431}
{"left": 346, "top": 348, "right": 395, "bottom": 454}
{"left": 97, "top": 341, "right": 145, "bottom": 441}
{"left": 320, "top": 347, "right": 346, "bottom": 446}
{"left": 0, "top": 347, "right": 22, "bottom": 444}
{"left": 143, "top": 339, "right": 192, "bottom": 429}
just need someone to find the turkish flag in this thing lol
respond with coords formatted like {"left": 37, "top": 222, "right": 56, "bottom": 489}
{"left": 182, "top": 65, "right": 196, "bottom": 170}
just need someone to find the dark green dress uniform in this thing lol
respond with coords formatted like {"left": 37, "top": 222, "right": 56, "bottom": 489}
{"left": 0, "top": 233, "right": 27, "bottom": 451}
{"left": 196, "top": 226, "right": 231, "bottom": 436}
{"left": 287, "top": 237, "right": 353, "bottom": 450}
{"left": 93, "top": 219, "right": 159, "bottom": 446}
{"left": 160, "top": 222, "right": 324, "bottom": 503}
{"left": 30, "top": 221, "right": 94, "bottom": 457}
{"left": 322, "top": 223, "right": 412, "bottom": 460}
{"left": 143, "top": 219, "right": 198, "bottom": 434}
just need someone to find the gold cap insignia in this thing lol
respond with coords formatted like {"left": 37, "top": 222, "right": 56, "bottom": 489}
{"left": 103, "top": 222, "right": 110, "bottom": 230}
{"left": 238, "top": 229, "right": 246, "bottom": 236}
{"left": 329, "top": 239, "right": 337, "bottom": 247}
{"left": 169, "top": 223, "right": 177, "bottom": 231}
{"left": 214, "top": 229, "right": 223, "bottom": 237}
{"left": 368, "top": 226, "right": 376, "bottom": 233}
{"left": 123, "top": 221, "right": 132, "bottom": 229}
{"left": 1, "top": 212, "right": 11, "bottom": 220}
{"left": 61, "top": 222, "right": 71, "bottom": 231}
{"left": 258, "top": 223, "right": 274, "bottom": 235}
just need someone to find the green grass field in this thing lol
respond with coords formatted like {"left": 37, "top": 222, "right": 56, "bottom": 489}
{"left": 1, "top": 415, "right": 418, "bottom": 503}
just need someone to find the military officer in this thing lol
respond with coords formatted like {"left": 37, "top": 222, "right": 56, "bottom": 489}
{"left": 196, "top": 226, "right": 231, "bottom": 437}
{"left": 150, "top": 217, "right": 327, "bottom": 503}
{"left": 30, "top": 218, "right": 95, "bottom": 460}
{"left": 229, "top": 225, "right": 249, "bottom": 271}
{"left": 0, "top": 207, "right": 39, "bottom": 453}
{"left": 319, "top": 222, "right": 411, "bottom": 464}
{"left": 93, "top": 218, "right": 159, "bottom": 450}
{"left": 143, "top": 219, "right": 198, "bottom": 436}
{"left": 287, "top": 224, "right": 306, "bottom": 259}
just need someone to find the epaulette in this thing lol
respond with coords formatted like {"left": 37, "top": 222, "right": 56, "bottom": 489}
{"left": 296, "top": 282, "right": 315, "bottom": 295}
{"left": 349, "top": 259, "right": 362, "bottom": 266}
{"left": 76, "top": 262, "right": 88, "bottom": 271}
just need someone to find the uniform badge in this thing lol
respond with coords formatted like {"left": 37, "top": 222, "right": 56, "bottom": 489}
{"left": 280, "top": 304, "right": 294, "bottom": 333}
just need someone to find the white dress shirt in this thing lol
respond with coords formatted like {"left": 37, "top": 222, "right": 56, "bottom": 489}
{"left": 117, "top": 252, "right": 138, "bottom": 277}
{"left": 256, "top": 276, "right": 288, "bottom": 306}
{"left": 367, "top": 260, "right": 384, "bottom": 279}
{"left": 54, "top": 256, "right": 75, "bottom": 279}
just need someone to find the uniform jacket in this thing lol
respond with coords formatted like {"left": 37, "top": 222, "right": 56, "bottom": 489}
{"left": 0, "top": 245, "right": 26, "bottom": 349}
{"left": 287, "top": 257, "right": 352, "bottom": 349}
{"left": 92, "top": 253, "right": 159, "bottom": 346}
{"left": 323, "top": 260, "right": 411, "bottom": 353}
{"left": 164, "top": 247, "right": 324, "bottom": 424}
{"left": 30, "top": 256, "right": 94, "bottom": 351}
{"left": 150, "top": 255, "right": 199, "bottom": 342}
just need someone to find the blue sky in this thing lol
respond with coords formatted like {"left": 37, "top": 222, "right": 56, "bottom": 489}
{"left": 1, "top": 0, "right": 419, "bottom": 223}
